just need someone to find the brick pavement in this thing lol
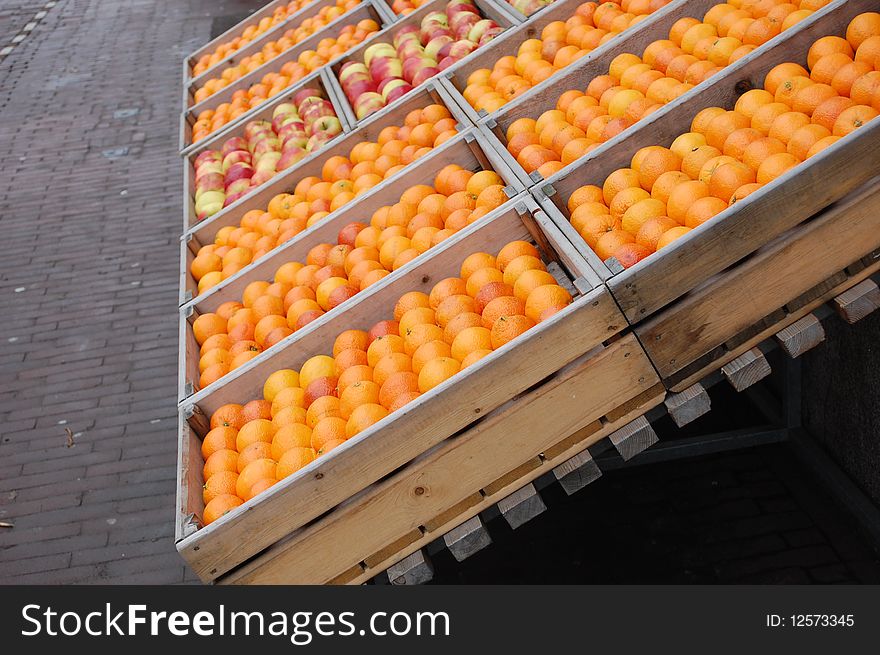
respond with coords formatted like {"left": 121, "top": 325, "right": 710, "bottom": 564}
{"left": 0, "top": 0, "right": 878, "bottom": 586}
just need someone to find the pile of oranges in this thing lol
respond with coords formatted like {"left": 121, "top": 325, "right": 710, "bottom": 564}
{"left": 462, "top": 1, "right": 669, "bottom": 114}
{"left": 503, "top": 0, "right": 828, "bottom": 179}
{"left": 199, "top": 239, "right": 573, "bottom": 524}
{"left": 190, "top": 104, "right": 458, "bottom": 291}
{"left": 564, "top": 11, "right": 880, "bottom": 270}
{"left": 191, "top": 0, "right": 316, "bottom": 78}
{"left": 190, "top": 19, "right": 380, "bottom": 141}
{"left": 389, "top": 0, "right": 428, "bottom": 15}
{"left": 192, "top": 163, "right": 512, "bottom": 390}
{"left": 193, "top": 0, "right": 360, "bottom": 102}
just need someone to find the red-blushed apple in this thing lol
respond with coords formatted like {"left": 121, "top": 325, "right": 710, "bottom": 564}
{"left": 364, "top": 43, "right": 396, "bottom": 67}
{"left": 221, "top": 149, "right": 252, "bottom": 172}
{"left": 327, "top": 284, "right": 359, "bottom": 309}
{"left": 378, "top": 77, "right": 407, "bottom": 99}
{"left": 282, "top": 133, "right": 309, "bottom": 150}
{"left": 392, "top": 24, "right": 420, "bottom": 49}
{"left": 225, "top": 177, "right": 252, "bottom": 195}
{"left": 292, "top": 87, "right": 323, "bottom": 105}
{"left": 252, "top": 136, "right": 281, "bottom": 158}
{"left": 438, "top": 55, "right": 456, "bottom": 70}
{"left": 224, "top": 161, "right": 254, "bottom": 183}
{"left": 312, "top": 115, "right": 342, "bottom": 137}
{"left": 299, "top": 96, "right": 333, "bottom": 117}
{"left": 421, "top": 12, "right": 449, "bottom": 29}
{"left": 468, "top": 19, "right": 499, "bottom": 43}
{"left": 243, "top": 120, "right": 272, "bottom": 141}
{"left": 195, "top": 160, "right": 223, "bottom": 179}
{"left": 277, "top": 146, "right": 307, "bottom": 171}
{"left": 402, "top": 56, "right": 435, "bottom": 83}
{"left": 385, "top": 81, "right": 414, "bottom": 102}
{"left": 195, "top": 190, "right": 226, "bottom": 219}
{"left": 307, "top": 132, "right": 332, "bottom": 151}
{"left": 354, "top": 91, "right": 385, "bottom": 119}
{"left": 412, "top": 66, "right": 440, "bottom": 87}
{"left": 449, "top": 39, "right": 477, "bottom": 58}
{"left": 339, "top": 61, "right": 369, "bottom": 83}
{"left": 369, "top": 57, "right": 404, "bottom": 83}
{"left": 343, "top": 78, "right": 378, "bottom": 103}
{"left": 451, "top": 14, "right": 480, "bottom": 40}
{"left": 194, "top": 172, "right": 224, "bottom": 193}
{"left": 223, "top": 189, "right": 250, "bottom": 207}
{"left": 478, "top": 26, "right": 504, "bottom": 45}
{"left": 272, "top": 102, "right": 298, "bottom": 118}
{"left": 220, "top": 137, "right": 248, "bottom": 157}
{"left": 194, "top": 150, "right": 222, "bottom": 168}
{"left": 337, "top": 222, "right": 366, "bottom": 247}
{"left": 278, "top": 122, "right": 306, "bottom": 142}
{"left": 255, "top": 150, "right": 281, "bottom": 171}
{"left": 446, "top": 2, "right": 479, "bottom": 18}
{"left": 425, "top": 35, "right": 454, "bottom": 60}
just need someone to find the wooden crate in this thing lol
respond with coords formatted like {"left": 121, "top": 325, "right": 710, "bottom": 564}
{"left": 637, "top": 180, "right": 880, "bottom": 393}
{"left": 179, "top": 127, "right": 528, "bottom": 403}
{"left": 185, "top": 0, "right": 362, "bottom": 87}
{"left": 439, "top": 0, "right": 683, "bottom": 128}
{"left": 181, "top": 71, "right": 353, "bottom": 220}
{"left": 476, "top": 0, "right": 839, "bottom": 188}
{"left": 181, "top": 78, "right": 472, "bottom": 242}
{"left": 175, "top": 196, "right": 660, "bottom": 583}
{"left": 532, "top": 0, "right": 878, "bottom": 324}
{"left": 325, "top": 0, "right": 521, "bottom": 128}
{"left": 183, "top": 1, "right": 389, "bottom": 112}
{"left": 184, "top": 0, "right": 303, "bottom": 78}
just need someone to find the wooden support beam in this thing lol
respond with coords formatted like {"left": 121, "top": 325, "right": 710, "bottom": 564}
{"left": 721, "top": 347, "right": 772, "bottom": 391}
{"left": 442, "top": 516, "right": 492, "bottom": 563}
{"left": 833, "top": 279, "right": 880, "bottom": 324}
{"left": 774, "top": 314, "right": 826, "bottom": 358}
{"left": 552, "top": 449, "right": 602, "bottom": 495}
{"left": 497, "top": 483, "right": 546, "bottom": 530}
{"left": 608, "top": 416, "right": 658, "bottom": 461}
{"left": 387, "top": 549, "right": 434, "bottom": 586}
{"left": 664, "top": 383, "right": 711, "bottom": 427}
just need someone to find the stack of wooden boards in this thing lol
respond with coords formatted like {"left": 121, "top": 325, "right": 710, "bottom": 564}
{"left": 176, "top": 0, "right": 880, "bottom": 585}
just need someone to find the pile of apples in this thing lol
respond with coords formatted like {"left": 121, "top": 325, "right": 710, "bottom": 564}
{"left": 193, "top": 88, "right": 343, "bottom": 221}
{"left": 337, "top": 0, "right": 504, "bottom": 119}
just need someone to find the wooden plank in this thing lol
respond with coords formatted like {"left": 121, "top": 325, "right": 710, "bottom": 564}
{"left": 664, "top": 384, "right": 711, "bottom": 428}
{"left": 542, "top": 420, "right": 602, "bottom": 461}
{"left": 608, "top": 415, "right": 658, "bottom": 461}
{"left": 482, "top": 457, "right": 542, "bottom": 497}
{"left": 423, "top": 493, "right": 483, "bottom": 533}
{"left": 442, "top": 516, "right": 492, "bottom": 562}
{"left": 386, "top": 549, "right": 434, "bottom": 585}
{"left": 217, "top": 334, "right": 658, "bottom": 584}
{"left": 552, "top": 449, "right": 602, "bottom": 496}
{"left": 638, "top": 180, "right": 880, "bottom": 379}
{"left": 774, "top": 315, "right": 826, "bottom": 359}
{"left": 497, "top": 483, "right": 546, "bottom": 530}
{"left": 175, "top": 413, "right": 204, "bottom": 543}
{"left": 179, "top": 287, "right": 629, "bottom": 581}
{"left": 721, "top": 348, "right": 772, "bottom": 392}
{"left": 363, "top": 529, "right": 422, "bottom": 568}
{"left": 669, "top": 260, "right": 880, "bottom": 394}
{"left": 605, "top": 382, "right": 665, "bottom": 423}
{"left": 327, "top": 563, "right": 364, "bottom": 585}
{"left": 833, "top": 279, "right": 880, "bottom": 324}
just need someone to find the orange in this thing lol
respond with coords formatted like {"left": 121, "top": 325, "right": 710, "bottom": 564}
{"left": 372, "top": 352, "right": 412, "bottom": 388}
{"left": 193, "top": 313, "right": 227, "bottom": 345}
{"left": 310, "top": 416, "right": 348, "bottom": 451}
{"left": 832, "top": 104, "right": 878, "bottom": 136}
{"left": 847, "top": 12, "right": 880, "bottom": 51}
{"left": 271, "top": 386, "right": 307, "bottom": 415}
{"left": 667, "top": 180, "right": 711, "bottom": 224}
{"left": 787, "top": 124, "right": 831, "bottom": 160}
{"left": 524, "top": 285, "right": 573, "bottom": 322}
{"left": 502, "top": 255, "right": 546, "bottom": 287}
{"left": 496, "top": 241, "right": 540, "bottom": 272}
{"left": 854, "top": 35, "right": 880, "bottom": 67}
{"left": 669, "top": 131, "right": 707, "bottom": 159}
{"left": 634, "top": 146, "right": 682, "bottom": 191}
{"left": 684, "top": 196, "right": 728, "bottom": 228}
{"left": 690, "top": 106, "right": 726, "bottom": 134}
{"left": 741, "top": 136, "right": 787, "bottom": 172}
{"left": 635, "top": 216, "right": 679, "bottom": 250}
{"left": 262, "top": 368, "right": 299, "bottom": 403}
{"left": 333, "top": 329, "right": 369, "bottom": 357}
{"left": 203, "top": 495, "right": 243, "bottom": 525}
{"left": 211, "top": 403, "right": 245, "bottom": 430}
{"left": 567, "top": 185, "right": 605, "bottom": 213}
{"left": 378, "top": 371, "right": 420, "bottom": 410}
{"left": 763, "top": 62, "right": 809, "bottom": 96}
{"left": 722, "top": 127, "right": 764, "bottom": 159}
{"left": 681, "top": 145, "right": 722, "bottom": 179}
{"left": 235, "top": 418, "right": 275, "bottom": 451}
{"left": 270, "top": 423, "right": 312, "bottom": 460}
{"left": 849, "top": 71, "right": 880, "bottom": 106}
{"left": 203, "top": 471, "right": 239, "bottom": 505}
{"left": 621, "top": 198, "right": 667, "bottom": 235}
{"left": 513, "top": 269, "right": 558, "bottom": 302}
{"left": 417, "top": 357, "right": 461, "bottom": 393}
{"left": 768, "top": 111, "right": 811, "bottom": 144}
{"left": 708, "top": 161, "right": 756, "bottom": 202}
{"left": 482, "top": 296, "right": 526, "bottom": 330}
{"left": 429, "top": 277, "right": 469, "bottom": 308}
{"left": 490, "top": 314, "right": 536, "bottom": 350}
{"left": 403, "top": 323, "right": 445, "bottom": 356}
{"left": 603, "top": 168, "right": 643, "bottom": 206}
{"left": 203, "top": 449, "right": 239, "bottom": 480}
{"left": 812, "top": 95, "right": 856, "bottom": 132}
{"left": 656, "top": 225, "right": 692, "bottom": 249}
{"left": 236, "top": 441, "right": 273, "bottom": 473}
{"left": 756, "top": 152, "right": 800, "bottom": 184}
{"left": 299, "top": 354, "right": 336, "bottom": 388}
{"left": 734, "top": 89, "right": 774, "bottom": 120}
{"left": 650, "top": 170, "right": 691, "bottom": 204}
{"left": 411, "top": 340, "right": 453, "bottom": 374}
{"left": 595, "top": 229, "right": 635, "bottom": 260}
{"left": 465, "top": 267, "right": 504, "bottom": 298}
{"left": 807, "top": 36, "right": 853, "bottom": 70}
{"left": 460, "top": 252, "right": 497, "bottom": 281}
{"left": 613, "top": 243, "right": 653, "bottom": 269}
{"left": 236, "top": 458, "right": 277, "bottom": 499}
{"left": 729, "top": 182, "right": 763, "bottom": 204}
{"left": 345, "top": 403, "right": 389, "bottom": 437}
{"left": 705, "top": 111, "right": 751, "bottom": 150}
{"left": 806, "top": 135, "right": 841, "bottom": 157}
{"left": 450, "top": 326, "right": 493, "bottom": 362}
{"left": 276, "top": 447, "right": 317, "bottom": 479}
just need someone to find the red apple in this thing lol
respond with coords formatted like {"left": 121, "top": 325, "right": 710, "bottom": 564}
{"left": 292, "top": 87, "right": 322, "bottom": 105}
{"left": 194, "top": 150, "right": 222, "bottom": 168}
{"left": 220, "top": 137, "right": 248, "bottom": 157}
{"left": 221, "top": 149, "right": 252, "bottom": 172}
{"left": 412, "top": 66, "right": 441, "bottom": 87}
{"left": 353, "top": 92, "right": 386, "bottom": 120}
{"left": 277, "top": 147, "right": 307, "bottom": 171}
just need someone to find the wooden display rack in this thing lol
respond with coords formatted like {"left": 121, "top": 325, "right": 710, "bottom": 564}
{"left": 179, "top": 127, "right": 526, "bottom": 404}
{"left": 174, "top": 0, "right": 880, "bottom": 585}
